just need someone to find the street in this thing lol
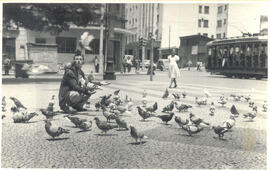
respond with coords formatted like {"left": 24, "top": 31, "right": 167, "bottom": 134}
{"left": 1, "top": 69, "right": 268, "bottom": 169}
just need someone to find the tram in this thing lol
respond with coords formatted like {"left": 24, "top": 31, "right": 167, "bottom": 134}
{"left": 206, "top": 35, "right": 268, "bottom": 79}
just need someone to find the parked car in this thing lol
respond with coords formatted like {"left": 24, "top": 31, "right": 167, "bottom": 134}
{"left": 156, "top": 59, "right": 169, "bottom": 71}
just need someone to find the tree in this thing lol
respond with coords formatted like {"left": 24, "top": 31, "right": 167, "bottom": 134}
{"left": 3, "top": 3, "right": 102, "bottom": 35}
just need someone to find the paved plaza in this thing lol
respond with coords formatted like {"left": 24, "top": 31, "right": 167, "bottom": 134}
{"left": 1, "top": 69, "right": 268, "bottom": 169}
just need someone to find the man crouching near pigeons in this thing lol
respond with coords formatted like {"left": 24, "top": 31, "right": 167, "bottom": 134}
{"left": 59, "top": 50, "right": 96, "bottom": 114}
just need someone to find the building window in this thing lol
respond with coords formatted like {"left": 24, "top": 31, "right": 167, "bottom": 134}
{"left": 204, "top": 6, "right": 209, "bottom": 14}
{"left": 223, "top": 33, "right": 226, "bottom": 38}
{"left": 224, "top": 4, "right": 228, "bottom": 10}
{"left": 224, "top": 19, "right": 227, "bottom": 25}
{"left": 198, "top": 19, "right": 201, "bottom": 27}
{"left": 35, "top": 38, "right": 46, "bottom": 44}
{"left": 217, "top": 20, "right": 222, "bottom": 27}
{"left": 218, "top": 6, "right": 223, "bottom": 14}
{"left": 136, "top": 5, "right": 138, "bottom": 9}
{"left": 203, "top": 33, "right": 208, "bottom": 37}
{"left": 56, "top": 37, "right": 76, "bottom": 53}
{"left": 199, "top": 5, "right": 202, "bottom": 13}
{"left": 130, "top": 7, "right": 132, "bottom": 12}
{"left": 216, "top": 34, "right": 221, "bottom": 39}
{"left": 203, "top": 20, "right": 209, "bottom": 28}
{"left": 211, "top": 35, "right": 214, "bottom": 38}
{"left": 135, "top": 18, "right": 137, "bottom": 23}
{"left": 157, "top": 14, "right": 159, "bottom": 23}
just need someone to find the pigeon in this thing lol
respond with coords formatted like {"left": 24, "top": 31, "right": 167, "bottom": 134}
{"left": 40, "top": 109, "right": 58, "bottom": 119}
{"left": 181, "top": 91, "right": 187, "bottom": 98}
{"left": 10, "top": 97, "right": 27, "bottom": 110}
{"left": 252, "top": 105, "right": 257, "bottom": 113}
{"left": 145, "top": 102, "right": 158, "bottom": 113}
{"left": 209, "top": 102, "right": 215, "bottom": 116}
{"left": 64, "top": 115, "right": 87, "bottom": 127}
{"left": 12, "top": 112, "right": 38, "bottom": 123}
{"left": 174, "top": 116, "right": 189, "bottom": 127}
{"left": 114, "top": 89, "right": 120, "bottom": 96}
{"left": 130, "top": 125, "right": 148, "bottom": 144}
{"left": 212, "top": 125, "right": 229, "bottom": 139}
{"left": 102, "top": 107, "right": 118, "bottom": 122}
{"left": 77, "top": 120, "right": 92, "bottom": 131}
{"left": 137, "top": 106, "right": 156, "bottom": 121}
{"left": 142, "top": 90, "right": 148, "bottom": 107}
{"left": 47, "top": 95, "right": 55, "bottom": 112}
{"left": 230, "top": 105, "right": 239, "bottom": 117}
{"left": 162, "top": 88, "right": 169, "bottom": 99}
{"left": 10, "top": 106, "right": 19, "bottom": 114}
{"left": 172, "top": 93, "right": 180, "bottom": 101}
{"left": 189, "top": 113, "right": 210, "bottom": 126}
{"left": 2, "top": 114, "right": 6, "bottom": 119}
{"left": 2, "top": 96, "right": 6, "bottom": 112}
{"left": 262, "top": 100, "right": 267, "bottom": 112}
{"left": 244, "top": 95, "right": 251, "bottom": 102}
{"left": 243, "top": 112, "right": 256, "bottom": 121}
{"left": 218, "top": 99, "right": 227, "bottom": 107}
{"left": 222, "top": 115, "right": 235, "bottom": 130}
{"left": 79, "top": 32, "right": 94, "bottom": 51}
{"left": 127, "top": 98, "right": 134, "bottom": 111}
{"left": 195, "top": 97, "right": 207, "bottom": 106}
{"left": 94, "top": 117, "right": 118, "bottom": 133}
{"left": 174, "top": 102, "right": 192, "bottom": 112}
{"left": 162, "top": 101, "right": 175, "bottom": 113}
{"left": 249, "top": 100, "right": 255, "bottom": 108}
{"left": 230, "top": 94, "right": 241, "bottom": 101}
{"left": 44, "top": 119, "right": 70, "bottom": 139}
{"left": 156, "top": 112, "right": 174, "bottom": 124}
{"left": 181, "top": 124, "right": 204, "bottom": 136}
{"left": 115, "top": 116, "right": 129, "bottom": 130}
{"left": 203, "top": 88, "right": 212, "bottom": 98}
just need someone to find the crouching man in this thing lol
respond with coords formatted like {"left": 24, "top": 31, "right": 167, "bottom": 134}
{"left": 58, "top": 50, "right": 95, "bottom": 114}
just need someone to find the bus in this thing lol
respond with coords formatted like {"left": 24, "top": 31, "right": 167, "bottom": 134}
{"left": 206, "top": 35, "right": 268, "bottom": 79}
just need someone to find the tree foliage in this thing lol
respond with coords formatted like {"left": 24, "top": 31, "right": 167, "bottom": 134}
{"left": 3, "top": 3, "right": 102, "bottom": 34}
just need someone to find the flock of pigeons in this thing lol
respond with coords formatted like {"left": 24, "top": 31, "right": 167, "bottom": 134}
{"left": 1, "top": 85, "right": 268, "bottom": 144}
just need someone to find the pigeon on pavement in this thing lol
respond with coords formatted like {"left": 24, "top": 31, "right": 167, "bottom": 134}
{"left": 44, "top": 119, "right": 70, "bottom": 139}
{"left": 130, "top": 125, "right": 148, "bottom": 144}
{"left": 12, "top": 112, "right": 38, "bottom": 123}
{"left": 10, "top": 97, "right": 27, "bottom": 110}
{"left": 212, "top": 125, "right": 229, "bottom": 139}
{"left": 230, "top": 105, "right": 239, "bottom": 117}
{"left": 137, "top": 106, "right": 156, "bottom": 121}
{"left": 94, "top": 117, "right": 118, "bottom": 133}
{"left": 162, "top": 101, "right": 174, "bottom": 113}
{"left": 145, "top": 102, "right": 158, "bottom": 113}
{"left": 162, "top": 88, "right": 169, "bottom": 99}
{"left": 47, "top": 95, "right": 55, "bottom": 112}
{"left": 64, "top": 115, "right": 87, "bottom": 127}
{"left": 156, "top": 112, "right": 174, "bottom": 124}
{"left": 40, "top": 109, "right": 58, "bottom": 119}
{"left": 175, "top": 116, "right": 190, "bottom": 127}
{"left": 115, "top": 116, "right": 129, "bottom": 130}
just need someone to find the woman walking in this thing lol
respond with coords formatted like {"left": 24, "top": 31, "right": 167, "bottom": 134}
{"left": 168, "top": 48, "right": 180, "bottom": 88}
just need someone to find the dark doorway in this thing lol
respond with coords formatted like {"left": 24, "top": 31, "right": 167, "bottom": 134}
{"left": 113, "top": 41, "right": 121, "bottom": 71}
{"left": 3, "top": 38, "right": 16, "bottom": 60}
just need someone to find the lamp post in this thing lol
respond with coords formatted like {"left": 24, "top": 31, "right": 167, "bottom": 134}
{"left": 149, "top": 32, "right": 154, "bottom": 81}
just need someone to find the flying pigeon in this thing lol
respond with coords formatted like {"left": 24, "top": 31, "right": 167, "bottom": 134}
{"left": 79, "top": 32, "right": 94, "bottom": 51}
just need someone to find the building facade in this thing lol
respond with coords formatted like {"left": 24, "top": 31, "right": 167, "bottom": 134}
{"left": 125, "top": 3, "right": 161, "bottom": 62}
{"left": 2, "top": 4, "right": 134, "bottom": 74}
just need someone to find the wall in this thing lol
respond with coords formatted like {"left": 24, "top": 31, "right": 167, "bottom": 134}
{"left": 24, "top": 29, "right": 101, "bottom": 64}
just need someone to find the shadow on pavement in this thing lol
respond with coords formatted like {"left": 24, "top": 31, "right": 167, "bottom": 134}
{"left": 76, "top": 129, "right": 92, "bottom": 133}
{"left": 128, "top": 141, "right": 147, "bottom": 145}
{"left": 94, "top": 133, "right": 118, "bottom": 136}
{"left": 46, "top": 137, "right": 70, "bottom": 141}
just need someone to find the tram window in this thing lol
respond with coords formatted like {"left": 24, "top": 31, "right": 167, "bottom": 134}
{"left": 208, "top": 48, "right": 212, "bottom": 56}
{"left": 246, "top": 45, "right": 251, "bottom": 56}
{"left": 241, "top": 44, "right": 246, "bottom": 54}
{"left": 254, "top": 44, "right": 259, "bottom": 55}
{"left": 229, "top": 46, "right": 234, "bottom": 55}
{"left": 262, "top": 43, "right": 267, "bottom": 55}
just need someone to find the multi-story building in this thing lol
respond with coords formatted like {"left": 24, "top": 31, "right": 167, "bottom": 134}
{"left": 125, "top": 3, "right": 161, "bottom": 62}
{"left": 216, "top": 4, "right": 228, "bottom": 39}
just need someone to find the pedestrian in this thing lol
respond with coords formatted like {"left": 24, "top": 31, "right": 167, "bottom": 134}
{"left": 58, "top": 50, "right": 96, "bottom": 114}
{"left": 122, "top": 56, "right": 127, "bottom": 74}
{"left": 168, "top": 48, "right": 180, "bottom": 88}
{"left": 126, "top": 56, "right": 132, "bottom": 73}
{"left": 3, "top": 56, "right": 11, "bottom": 75}
{"left": 187, "top": 60, "right": 192, "bottom": 71}
{"left": 94, "top": 56, "right": 99, "bottom": 73}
